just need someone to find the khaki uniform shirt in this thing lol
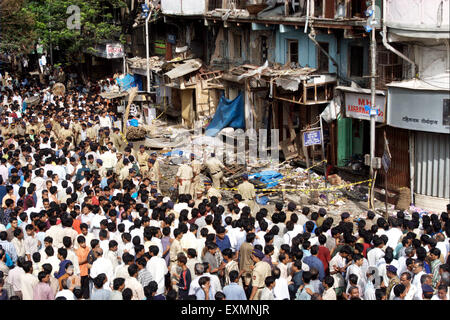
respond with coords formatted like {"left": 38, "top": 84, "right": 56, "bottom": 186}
{"left": 176, "top": 164, "right": 193, "bottom": 180}
{"left": 137, "top": 151, "right": 150, "bottom": 168}
{"left": 237, "top": 181, "right": 256, "bottom": 200}
{"left": 26, "top": 123, "right": 36, "bottom": 135}
{"left": 86, "top": 127, "right": 97, "bottom": 141}
{"left": 115, "top": 158, "right": 124, "bottom": 175}
{"left": 252, "top": 261, "right": 272, "bottom": 289}
{"left": 119, "top": 165, "right": 132, "bottom": 181}
{"left": 205, "top": 157, "right": 225, "bottom": 175}
{"left": 191, "top": 160, "right": 202, "bottom": 176}
{"left": 153, "top": 159, "right": 161, "bottom": 179}
{"left": 238, "top": 242, "right": 254, "bottom": 273}
{"left": 144, "top": 166, "right": 157, "bottom": 182}
{"left": 17, "top": 125, "right": 26, "bottom": 136}
{"left": 207, "top": 187, "right": 222, "bottom": 200}
{"left": 110, "top": 133, "right": 124, "bottom": 151}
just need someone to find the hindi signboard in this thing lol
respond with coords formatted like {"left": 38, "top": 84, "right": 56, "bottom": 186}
{"left": 106, "top": 43, "right": 124, "bottom": 59}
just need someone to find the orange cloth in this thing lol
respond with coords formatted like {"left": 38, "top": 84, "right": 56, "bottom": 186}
{"left": 72, "top": 219, "right": 81, "bottom": 234}
{"left": 76, "top": 246, "right": 90, "bottom": 277}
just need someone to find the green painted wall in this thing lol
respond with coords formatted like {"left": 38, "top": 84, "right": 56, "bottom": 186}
{"left": 337, "top": 114, "right": 353, "bottom": 167}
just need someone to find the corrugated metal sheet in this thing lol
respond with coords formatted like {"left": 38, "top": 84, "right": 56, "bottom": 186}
{"left": 415, "top": 132, "right": 450, "bottom": 199}
{"left": 165, "top": 59, "right": 203, "bottom": 80}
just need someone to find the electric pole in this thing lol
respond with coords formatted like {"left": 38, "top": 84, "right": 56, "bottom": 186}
{"left": 370, "top": 0, "right": 376, "bottom": 178}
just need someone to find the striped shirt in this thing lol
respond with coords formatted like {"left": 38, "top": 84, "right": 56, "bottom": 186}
{"left": 138, "top": 268, "right": 153, "bottom": 288}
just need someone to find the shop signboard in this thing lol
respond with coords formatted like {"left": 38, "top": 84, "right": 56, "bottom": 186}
{"left": 387, "top": 86, "right": 450, "bottom": 134}
{"left": 344, "top": 92, "right": 386, "bottom": 123}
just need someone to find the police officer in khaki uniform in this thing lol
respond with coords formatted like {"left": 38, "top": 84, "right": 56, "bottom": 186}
{"left": 237, "top": 173, "right": 259, "bottom": 216}
{"left": 9, "top": 121, "right": 18, "bottom": 136}
{"left": 60, "top": 123, "right": 72, "bottom": 143}
{"left": 204, "top": 180, "right": 222, "bottom": 201}
{"left": 72, "top": 118, "right": 82, "bottom": 146}
{"left": 249, "top": 249, "right": 272, "bottom": 300}
{"left": 86, "top": 122, "right": 97, "bottom": 142}
{"left": 26, "top": 118, "right": 37, "bottom": 136}
{"left": 111, "top": 127, "right": 125, "bottom": 152}
{"left": 136, "top": 145, "right": 149, "bottom": 172}
{"left": 189, "top": 153, "right": 203, "bottom": 197}
{"left": 126, "top": 143, "right": 138, "bottom": 162}
{"left": 51, "top": 117, "right": 62, "bottom": 140}
{"left": 194, "top": 185, "right": 206, "bottom": 208}
{"left": 175, "top": 159, "right": 193, "bottom": 195}
{"left": 204, "top": 153, "right": 234, "bottom": 189}
{"left": 143, "top": 158, "right": 157, "bottom": 181}
{"left": 150, "top": 152, "right": 162, "bottom": 191}
{"left": 1, "top": 122, "right": 11, "bottom": 137}
{"left": 17, "top": 121, "right": 26, "bottom": 137}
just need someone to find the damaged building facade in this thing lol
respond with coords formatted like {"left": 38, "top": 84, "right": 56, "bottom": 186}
{"left": 122, "top": 0, "right": 449, "bottom": 211}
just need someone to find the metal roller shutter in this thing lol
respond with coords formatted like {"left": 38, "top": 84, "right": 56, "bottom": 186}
{"left": 415, "top": 132, "right": 450, "bottom": 199}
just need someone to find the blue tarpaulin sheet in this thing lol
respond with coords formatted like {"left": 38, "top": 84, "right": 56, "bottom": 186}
{"left": 163, "top": 150, "right": 183, "bottom": 157}
{"left": 206, "top": 93, "right": 245, "bottom": 136}
{"left": 128, "top": 119, "right": 139, "bottom": 127}
{"left": 116, "top": 74, "right": 137, "bottom": 91}
{"left": 249, "top": 171, "right": 284, "bottom": 189}
{"left": 132, "top": 74, "right": 143, "bottom": 91}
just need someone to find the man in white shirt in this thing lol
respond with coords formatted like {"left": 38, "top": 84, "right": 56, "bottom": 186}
{"left": 124, "top": 264, "right": 145, "bottom": 300}
{"left": 90, "top": 249, "right": 114, "bottom": 290}
{"left": 411, "top": 260, "right": 426, "bottom": 300}
{"left": 385, "top": 218, "right": 403, "bottom": 250}
{"left": 31, "top": 169, "right": 46, "bottom": 194}
{"left": 367, "top": 238, "right": 385, "bottom": 267}
{"left": 99, "top": 110, "right": 112, "bottom": 129}
{"left": 20, "top": 261, "right": 38, "bottom": 300}
{"left": 0, "top": 160, "right": 8, "bottom": 182}
{"left": 397, "top": 246, "right": 415, "bottom": 277}
{"left": 114, "top": 253, "right": 134, "bottom": 281}
{"left": 272, "top": 267, "right": 290, "bottom": 300}
{"left": 99, "top": 147, "right": 117, "bottom": 171}
{"left": 346, "top": 254, "right": 367, "bottom": 297}
{"left": 329, "top": 246, "right": 352, "bottom": 296}
{"left": 7, "top": 259, "right": 25, "bottom": 298}
{"left": 283, "top": 221, "right": 299, "bottom": 247}
{"left": 59, "top": 237, "right": 78, "bottom": 270}
{"left": 90, "top": 213, "right": 106, "bottom": 239}
{"left": 181, "top": 224, "right": 198, "bottom": 253}
{"left": 399, "top": 271, "right": 416, "bottom": 300}
{"left": 42, "top": 246, "right": 62, "bottom": 275}
{"left": 45, "top": 218, "right": 64, "bottom": 249}
{"left": 146, "top": 246, "right": 168, "bottom": 296}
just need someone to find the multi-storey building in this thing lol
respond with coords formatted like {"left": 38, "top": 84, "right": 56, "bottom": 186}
{"left": 123, "top": 0, "right": 449, "bottom": 211}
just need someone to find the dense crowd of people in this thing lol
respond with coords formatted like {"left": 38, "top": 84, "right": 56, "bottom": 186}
{"left": 0, "top": 70, "right": 449, "bottom": 301}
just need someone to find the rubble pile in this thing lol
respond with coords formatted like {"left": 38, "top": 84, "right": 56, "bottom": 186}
{"left": 138, "top": 121, "right": 398, "bottom": 220}
{"left": 126, "top": 126, "right": 149, "bottom": 141}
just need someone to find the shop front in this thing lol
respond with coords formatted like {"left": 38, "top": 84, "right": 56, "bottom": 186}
{"left": 387, "top": 79, "right": 450, "bottom": 212}
{"left": 335, "top": 86, "right": 386, "bottom": 174}
{"left": 85, "top": 42, "right": 125, "bottom": 80}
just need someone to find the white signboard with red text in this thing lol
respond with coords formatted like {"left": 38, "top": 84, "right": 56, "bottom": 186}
{"left": 344, "top": 92, "right": 386, "bottom": 123}
{"left": 106, "top": 43, "right": 124, "bottom": 59}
